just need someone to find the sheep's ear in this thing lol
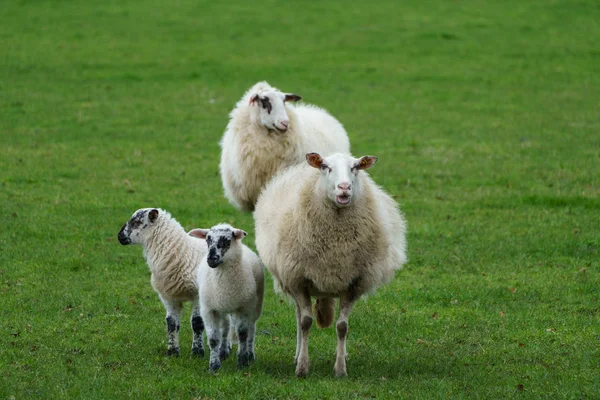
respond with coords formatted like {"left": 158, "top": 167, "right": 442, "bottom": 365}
{"left": 355, "top": 156, "right": 378, "bottom": 170}
{"left": 284, "top": 93, "right": 302, "bottom": 102}
{"left": 233, "top": 229, "right": 247, "bottom": 240}
{"left": 306, "top": 153, "right": 323, "bottom": 169}
{"left": 249, "top": 94, "right": 259, "bottom": 105}
{"left": 148, "top": 209, "right": 159, "bottom": 223}
{"left": 188, "top": 229, "right": 209, "bottom": 239}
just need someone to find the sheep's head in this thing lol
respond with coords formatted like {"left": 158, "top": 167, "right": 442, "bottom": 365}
{"left": 189, "top": 224, "right": 247, "bottom": 268}
{"left": 118, "top": 208, "right": 160, "bottom": 245}
{"left": 306, "top": 152, "right": 378, "bottom": 208}
{"left": 249, "top": 87, "right": 301, "bottom": 133}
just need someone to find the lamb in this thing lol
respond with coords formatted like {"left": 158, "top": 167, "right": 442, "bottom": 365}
{"left": 219, "top": 81, "right": 351, "bottom": 212}
{"left": 189, "top": 224, "right": 264, "bottom": 373}
{"left": 117, "top": 208, "right": 219, "bottom": 357}
{"left": 254, "top": 152, "right": 407, "bottom": 377}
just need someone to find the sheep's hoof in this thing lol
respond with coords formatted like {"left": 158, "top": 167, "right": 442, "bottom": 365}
{"left": 209, "top": 361, "right": 221, "bottom": 373}
{"left": 248, "top": 351, "right": 256, "bottom": 362}
{"left": 219, "top": 348, "right": 231, "bottom": 361}
{"left": 192, "top": 346, "right": 205, "bottom": 357}
{"left": 334, "top": 368, "right": 348, "bottom": 378}
{"left": 166, "top": 347, "right": 180, "bottom": 357}
{"left": 237, "top": 352, "right": 250, "bottom": 368}
{"left": 295, "top": 363, "right": 309, "bottom": 378}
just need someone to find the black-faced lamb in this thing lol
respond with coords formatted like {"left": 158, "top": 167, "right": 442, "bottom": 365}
{"left": 254, "top": 153, "right": 407, "bottom": 377}
{"left": 219, "top": 81, "right": 351, "bottom": 212}
{"left": 189, "top": 224, "right": 264, "bottom": 372}
{"left": 118, "top": 208, "right": 216, "bottom": 357}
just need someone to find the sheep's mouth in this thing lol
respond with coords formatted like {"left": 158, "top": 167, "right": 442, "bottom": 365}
{"left": 335, "top": 195, "right": 352, "bottom": 206}
{"left": 271, "top": 125, "right": 288, "bottom": 134}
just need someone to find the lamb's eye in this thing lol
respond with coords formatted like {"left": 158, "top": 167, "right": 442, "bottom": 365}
{"left": 320, "top": 164, "right": 329, "bottom": 171}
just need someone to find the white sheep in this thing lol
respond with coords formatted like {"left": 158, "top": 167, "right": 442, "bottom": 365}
{"left": 118, "top": 208, "right": 220, "bottom": 357}
{"left": 189, "top": 224, "right": 264, "bottom": 372}
{"left": 254, "top": 152, "right": 407, "bottom": 377}
{"left": 219, "top": 81, "right": 351, "bottom": 212}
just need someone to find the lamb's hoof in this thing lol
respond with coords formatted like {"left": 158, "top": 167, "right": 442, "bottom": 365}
{"left": 237, "top": 352, "right": 250, "bottom": 368}
{"left": 192, "top": 346, "right": 205, "bottom": 357}
{"left": 248, "top": 352, "right": 256, "bottom": 362}
{"left": 166, "top": 347, "right": 180, "bottom": 357}
{"left": 295, "top": 363, "right": 309, "bottom": 378}
{"left": 334, "top": 369, "right": 348, "bottom": 378}
{"left": 209, "top": 361, "right": 221, "bottom": 373}
{"left": 219, "top": 348, "right": 230, "bottom": 361}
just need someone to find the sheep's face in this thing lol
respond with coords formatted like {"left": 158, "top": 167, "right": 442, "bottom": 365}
{"left": 118, "top": 208, "right": 160, "bottom": 245}
{"left": 189, "top": 224, "right": 247, "bottom": 268}
{"left": 249, "top": 88, "right": 301, "bottom": 133}
{"left": 306, "top": 152, "right": 378, "bottom": 208}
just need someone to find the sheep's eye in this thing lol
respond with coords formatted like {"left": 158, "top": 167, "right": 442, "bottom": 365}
{"left": 260, "top": 98, "right": 272, "bottom": 114}
{"left": 320, "top": 164, "right": 329, "bottom": 171}
{"left": 206, "top": 237, "right": 212, "bottom": 245}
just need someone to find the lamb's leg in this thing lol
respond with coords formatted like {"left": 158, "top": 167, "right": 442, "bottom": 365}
{"left": 190, "top": 300, "right": 205, "bottom": 357}
{"left": 334, "top": 294, "right": 355, "bottom": 377}
{"left": 161, "top": 298, "right": 182, "bottom": 356}
{"left": 247, "top": 319, "right": 257, "bottom": 362}
{"left": 235, "top": 314, "right": 250, "bottom": 368}
{"left": 204, "top": 311, "right": 222, "bottom": 373}
{"left": 294, "top": 304, "right": 301, "bottom": 365}
{"left": 293, "top": 292, "right": 313, "bottom": 378}
{"left": 219, "top": 315, "right": 232, "bottom": 361}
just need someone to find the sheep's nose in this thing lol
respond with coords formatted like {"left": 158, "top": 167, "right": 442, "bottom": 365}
{"left": 280, "top": 120, "right": 289, "bottom": 129}
{"left": 338, "top": 183, "right": 351, "bottom": 191}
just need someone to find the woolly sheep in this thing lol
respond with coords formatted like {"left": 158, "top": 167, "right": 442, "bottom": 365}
{"left": 189, "top": 224, "right": 264, "bottom": 373}
{"left": 219, "top": 81, "right": 351, "bottom": 212}
{"left": 254, "top": 152, "right": 407, "bottom": 377}
{"left": 118, "top": 208, "right": 218, "bottom": 357}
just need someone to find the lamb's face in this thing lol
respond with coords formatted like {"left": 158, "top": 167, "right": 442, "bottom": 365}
{"left": 249, "top": 88, "right": 301, "bottom": 133}
{"left": 306, "top": 152, "right": 378, "bottom": 208}
{"left": 189, "top": 224, "right": 247, "bottom": 268}
{"left": 118, "top": 208, "right": 160, "bottom": 245}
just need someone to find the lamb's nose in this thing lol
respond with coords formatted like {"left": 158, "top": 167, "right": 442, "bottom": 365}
{"left": 280, "top": 120, "right": 289, "bottom": 129}
{"left": 338, "top": 183, "right": 351, "bottom": 191}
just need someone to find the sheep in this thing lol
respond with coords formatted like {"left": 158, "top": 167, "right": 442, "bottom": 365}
{"left": 118, "top": 208, "right": 220, "bottom": 357}
{"left": 254, "top": 152, "right": 407, "bottom": 377}
{"left": 219, "top": 81, "right": 351, "bottom": 212}
{"left": 189, "top": 224, "right": 264, "bottom": 373}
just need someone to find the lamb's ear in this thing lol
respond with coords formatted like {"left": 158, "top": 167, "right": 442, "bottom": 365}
{"left": 148, "top": 209, "right": 159, "bottom": 223}
{"left": 233, "top": 229, "right": 247, "bottom": 240}
{"left": 306, "top": 153, "right": 323, "bottom": 169}
{"left": 249, "top": 94, "right": 259, "bottom": 105}
{"left": 188, "top": 229, "right": 209, "bottom": 239}
{"left": 284, "top": 93, "right": 302, "bottom": 102}
{"left": 355, "top": 156, "right": 378, "bottom": 170}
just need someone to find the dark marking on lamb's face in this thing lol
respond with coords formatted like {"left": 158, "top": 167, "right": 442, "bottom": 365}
{"left": 205, "top": 228, "right": 234, "bottom": 268}
{"left": 118, "top": 209, "right": 159, "bottom": 245}
{"left": 259, "top": 97, "right": 272, "bottom": 114}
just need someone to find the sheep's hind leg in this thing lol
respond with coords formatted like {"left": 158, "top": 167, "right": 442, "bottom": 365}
{"left": 294, "top": 304, "right": 301, "bottom": 365}
{"left": 334, "top": 294, "right": 355, "bottom": 377}
{"left": 219, "top": 315, "right": 232, "bottom": 361}
{"left": 161, "top": 298, "right": 182, "bottom": 356}
{"left": 294, "top": 292, "right": 313, "bottom": 378}
{"left": 190, "top": 300, "right": 205, "bottom": 357}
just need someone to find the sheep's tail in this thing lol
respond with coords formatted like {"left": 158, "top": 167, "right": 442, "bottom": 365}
{"left": 313, "top": 297, "right": 336, "bottom": 328}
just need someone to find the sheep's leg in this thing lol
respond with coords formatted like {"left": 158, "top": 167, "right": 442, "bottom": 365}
{"left": 235, "top": 314, "right": 250, "bottom": 368}
{"left": 204, "top": 311, "right": 222, "bottom": 373}
{"left": 161, "top": 298, "right": 182, "bottom": 356}
{"left": 247, "top": 319, "right": 257, "bottom": 362}
{"left": 190, "top": 300, "right": 205, "bottom": 357}
{"left": 334, "top": 294, "right": 355, "bottom": 377}
{"left": 294, "top": 293, "right": 313, "bottom": 378}
{"left": 219, "top": 315, "right": 232, "bottom": 361}
{"left": 294, "top": 304, "right": 301, "bottom": 364}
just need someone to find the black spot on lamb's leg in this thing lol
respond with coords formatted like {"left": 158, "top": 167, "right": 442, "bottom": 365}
{"left": 237, "top": 325, "right": 249, "bottom": 368}
{"left": 191, "top": 315, "right": 205, "bottom": 357}
{"left": 166, "top": 315, "right": 180, "bottom": 356}
{"left": 208, "top": 337, "right": 221, "bottom": 373}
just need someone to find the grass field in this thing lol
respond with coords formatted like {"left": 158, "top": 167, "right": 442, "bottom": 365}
{"left": 1, "top": 0, "right": 599, "bottom": 398}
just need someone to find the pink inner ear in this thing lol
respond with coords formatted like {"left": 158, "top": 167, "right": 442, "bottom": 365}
{"left": 306, "top": 153, "right": 323, "bottom": 168}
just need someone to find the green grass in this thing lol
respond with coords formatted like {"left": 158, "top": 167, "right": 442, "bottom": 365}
{"left": 1, "top": 0, "right": 599, "bottom": 398}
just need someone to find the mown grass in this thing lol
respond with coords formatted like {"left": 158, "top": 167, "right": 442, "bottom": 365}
{"left": 1, "top": 0, "right": 599, "bottom": 398}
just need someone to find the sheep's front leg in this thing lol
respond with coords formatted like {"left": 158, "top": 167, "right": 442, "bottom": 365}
{"left": 293, "top": 292, "right": 313, "bottom": 378}
{"left": 190, "top": 300, "right": 204, "bottom": 357}
{"left": 334, "top": 294, "right": 355, "bottom": 377}
{"left": 161, "top": 298, "right": 183, "bottom": 356}
{"left": 247, "top": 319, "right": 257, "bottom": 362}
{"left": 234, "top": 314, "right": 250, "bottom": 368}
{"left": 204, "top": 310, "right": 223, "bottom": 373}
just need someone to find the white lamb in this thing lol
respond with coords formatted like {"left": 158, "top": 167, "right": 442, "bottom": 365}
{"left": 118, "top": 208, "right": 219, "bottom": 357}
{"left": 219, "top": 81, "right": 351, "bottom": 212}
{"left": 254, "top": 152, "right": 407, "bottom": 377}
{"left": 189, "top": 224, "right": 264, "bottom": 373}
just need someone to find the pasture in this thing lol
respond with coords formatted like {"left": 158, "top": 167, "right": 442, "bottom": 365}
{"left": 1, "top": 0, "right": 598, "bottom": 398}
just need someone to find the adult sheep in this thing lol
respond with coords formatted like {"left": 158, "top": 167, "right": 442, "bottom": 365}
{"left": 118, "top": 208, "right": 225, "bottom": 357}
{"left": 254, "top": 152, "right": 407, "bottom": 377}
{"left": 219, "top": 81, "right": 351, "bottom": 212}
